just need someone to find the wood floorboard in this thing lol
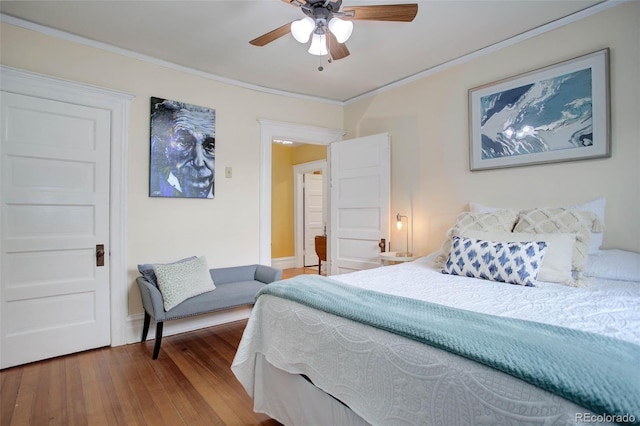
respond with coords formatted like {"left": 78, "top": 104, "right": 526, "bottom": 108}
{"left": 0, "top": 268, "right": 316, "bottom": 425}
{"left": 1, "top": 319, "right": 281, "bottom": 426}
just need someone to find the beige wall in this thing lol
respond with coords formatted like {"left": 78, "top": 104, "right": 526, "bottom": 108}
{"left": 0, "top": 22, "right": 343, "bottom": 315}
{"left": 1, "top": 2, "right": 638, "bottom": 320}
{"left": 345, "top": 1, "right": 640, "bottom": 256}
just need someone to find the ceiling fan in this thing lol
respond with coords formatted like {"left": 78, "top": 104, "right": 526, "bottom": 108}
{"left": 250, "top": 0, "right": 418, "bottom": 63}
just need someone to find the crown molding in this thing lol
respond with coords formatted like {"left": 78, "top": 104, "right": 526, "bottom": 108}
{"left": 1, "top": 0, "right": 626, "bottom": 107}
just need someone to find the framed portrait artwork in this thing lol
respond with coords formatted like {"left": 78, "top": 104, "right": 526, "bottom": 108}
{"left": 468, "top": 48, "right": 610, "bottom": 171}
{"left": 149, "top": 97, "right": 216, "bottom": 198}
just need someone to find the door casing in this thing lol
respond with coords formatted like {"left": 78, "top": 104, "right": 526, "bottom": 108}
{"left": 0, "top": 66, "right": 132, "bottom": 351}
{"left": 259, "top": 119, "right": 345, "bottom": 270}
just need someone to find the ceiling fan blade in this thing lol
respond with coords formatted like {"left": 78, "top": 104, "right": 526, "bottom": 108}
{"left": 250, "top": 22, "right": 293, "bottom": 46}
{"left": 343, "top": 4, "right": 418, "bottom": 22}
{"left": 327, "top": 32, "right": 350, "bottom": 60}
{"left": 280, "top": 0, "right": 306, "bottom": 6}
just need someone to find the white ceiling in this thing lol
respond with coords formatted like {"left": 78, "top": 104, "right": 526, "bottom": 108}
{"left": 1, "top": 0, "right": 609, "bottom": 103}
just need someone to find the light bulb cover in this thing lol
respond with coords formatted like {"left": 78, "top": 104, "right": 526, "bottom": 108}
{"left": 328, "top": 17, "right": 353, "bottom": 43}
{"left": 291, "top": 17, "right": 315, "bottom": 43}
{"left": 308, "top": 33, "right": 328, "bottom": 56}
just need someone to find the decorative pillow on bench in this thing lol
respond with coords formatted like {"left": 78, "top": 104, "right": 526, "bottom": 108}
{"left": 151, "top": 256, "right": 216, "bottom": 311}
{"left": 137, "top": 256, "right": 197, "bottom": 287}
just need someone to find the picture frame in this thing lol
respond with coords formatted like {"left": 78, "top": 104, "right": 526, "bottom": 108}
{"left": 149, "top": 97, "right": 216, "bottom": 198}
{"left": 468, "top": 48, "right": 610, "bottom": 171}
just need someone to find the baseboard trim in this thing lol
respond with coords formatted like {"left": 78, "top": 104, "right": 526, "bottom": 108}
{"left": 124, "top": 306, "right": 253, "bottom": 345}
{"left": 271, "top": 256, "right": 296, "bottom": 270}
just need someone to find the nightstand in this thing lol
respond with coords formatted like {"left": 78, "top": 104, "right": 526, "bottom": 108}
{"left": 379, "top": 251, "right": 417, "bottom": 265}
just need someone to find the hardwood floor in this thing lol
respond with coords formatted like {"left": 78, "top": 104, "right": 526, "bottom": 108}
{"left": 281, "top": 266, "right": 321, "bottom": 279}
{"left": 0, "top": 267, "right": 319, "bottom": 425}
{"left": 0, "top": 319, "right": 281, "bottom": 426}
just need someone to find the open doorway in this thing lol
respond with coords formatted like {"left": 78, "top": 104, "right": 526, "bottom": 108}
{"left": 271, "top": 141, "right": 326, "bottom": 271}
{"left": 294, "top": 160, "right": 327, "bottom": 271}
{"left": 258, "top": 119, "right": 345, "bottom": 269}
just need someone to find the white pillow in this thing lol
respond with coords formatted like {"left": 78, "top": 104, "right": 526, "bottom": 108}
{"left": 461, "top": 230, "right": 576, "bottom": 285}
{"left": 469, "top": 197, "right": 606, "bottom": 254}
{"left": 468, "top": 201, "right": 500, "bottom": 214}
{"left": 154, "top": 256, "right": 216, "bottom": 311}
{"left": 584, "top": 249, "right": 640, "bottom": 282}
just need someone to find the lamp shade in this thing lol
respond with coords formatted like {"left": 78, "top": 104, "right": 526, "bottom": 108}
{"left": 328, "top": 17, "right": 353, "bottom": 43}
{"left": 291, "top": 17, "right": 315, "bottom": 43}
{"left": 308, "top": 33, "right": 328, "bottom": 56}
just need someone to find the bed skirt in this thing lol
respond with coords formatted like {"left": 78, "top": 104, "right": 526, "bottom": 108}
{"left": 253, "top": 353, "right": 369, "bottom": 426}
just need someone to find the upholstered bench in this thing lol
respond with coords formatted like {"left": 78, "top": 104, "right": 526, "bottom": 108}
{"left": 137, "top": 261, "right": 282, "bottom": 359}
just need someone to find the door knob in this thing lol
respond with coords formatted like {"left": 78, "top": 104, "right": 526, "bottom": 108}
{"left": 378, "top": 238, "right": 386, "bottom": 253}
{"left": 96, "top": 244, "right": 105, "bottom": 267}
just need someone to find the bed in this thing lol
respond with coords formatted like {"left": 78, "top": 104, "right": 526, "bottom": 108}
{"left": 232, "top": 204, "right": 640, "bottom": 426}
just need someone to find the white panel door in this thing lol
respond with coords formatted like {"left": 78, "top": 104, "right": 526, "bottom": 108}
{"left": 1, "top": 92, "right": 111, "bottom": 369}
{"left": 303, "top": 173, "right": 324, "bottom": 267}
{"left": 330, "top": 133, "right": 390, "bottom": 275}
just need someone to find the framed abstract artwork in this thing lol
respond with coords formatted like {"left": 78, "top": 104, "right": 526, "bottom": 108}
{"left": 149, "top": 97, "right": 216, "bottom": 198}
{"left": 468, "top": 49, "right": 610, "bottom": 171}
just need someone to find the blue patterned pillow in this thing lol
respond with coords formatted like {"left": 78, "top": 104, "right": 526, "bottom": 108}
{"left": 442, "top": 236, "right": 547, "bottom": 287}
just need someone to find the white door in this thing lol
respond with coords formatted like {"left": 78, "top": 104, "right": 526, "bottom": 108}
{"left": 330, "top": 133, "right": 390, "bottom": 275}
{"left": 303, "top": 173, "right": 324, "bottom": 267}
{"left": 1, "top": 92, "right": 111, "bottom": 369}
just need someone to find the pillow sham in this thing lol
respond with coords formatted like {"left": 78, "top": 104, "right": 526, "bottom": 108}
{"left": 568, "top": 197, "right": 606, "bottom": 254}
{"left": 469, "top": 197, "right": 606, "bottom": 254}
{"left": 461, "top": 230, "right": 575, "bottom": 285}
{"left": 434, "top": 210, "right": 518, "bottom": 268}
{"left": 137, "top": 256, "right": 197, "bottom": 287}
{"left": 442, "top": 236, "right": 547, "bottom": 287}
{"left": 584, "top": 249, "right": 640, "bottom": 282}
{"left": 153, "top": 256, "right": 216, "bottom": 311}
{"left": 513, "top": 208, "right": 597, "bottom": 273}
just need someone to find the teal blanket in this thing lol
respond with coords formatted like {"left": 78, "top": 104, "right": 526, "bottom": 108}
{"left": 258, "top": 275, "right": 640, "bottom": 422}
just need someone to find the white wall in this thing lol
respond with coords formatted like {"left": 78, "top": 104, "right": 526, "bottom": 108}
{"left": 0, "top": 22, "right": 344, "bottom": 319}
{"left": 344, "top": 1, "right": 640, "bottom": 256}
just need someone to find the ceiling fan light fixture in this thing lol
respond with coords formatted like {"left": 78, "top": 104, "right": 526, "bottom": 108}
{"left": 308, "top": 33, "right": 329, "bottom": 56}
{"left": 291, "top": 16, "right": 315, "bottom": 43}
{"left": 328, "top": 17, "right": 353, "bottom": 43}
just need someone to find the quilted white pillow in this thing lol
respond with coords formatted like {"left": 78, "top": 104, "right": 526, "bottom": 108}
{"left": 461, "top": 230, "right": 576, "bottom": 285}
{"left": 470, "top": 197, "right": 606, "bottom": 254}
{"left": 568, "top": 197, "right": 606, "bottom": 254}
{"left": 434, "top": 210, "right": 518, "bottom": 268}
{"left": 442, "top": 236, "right": 547, "bottom": 287}
{"left": 154, "top": 256, "right": 216, "bottom": 311}
{"left": 513, "top": 208, "right": 599, "bottom": 274}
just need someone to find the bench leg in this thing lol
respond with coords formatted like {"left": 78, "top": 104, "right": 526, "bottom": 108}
{"left": 141, "top": 312, "right": 151, "bottom": 342}
{"left": 152, "top": 321, "right": 164, "bottom": 360}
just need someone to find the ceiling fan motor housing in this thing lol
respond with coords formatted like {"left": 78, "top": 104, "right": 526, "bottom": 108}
{"left": 250, "top": 1, "right": 418, "bottom": 63}
{"left": 302, "top": 0, "right": 345, "bottom": 32}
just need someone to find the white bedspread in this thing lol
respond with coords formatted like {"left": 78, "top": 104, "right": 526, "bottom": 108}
{"left": 336, "top": 254, "right": 640, "bottom": 346}
{"left": 232, "top": 252, "right": 640, "bottom": 425}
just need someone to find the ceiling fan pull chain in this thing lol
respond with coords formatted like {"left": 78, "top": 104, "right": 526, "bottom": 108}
{"left": 318, "top": 52, "right": 324, "bottom": 71}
